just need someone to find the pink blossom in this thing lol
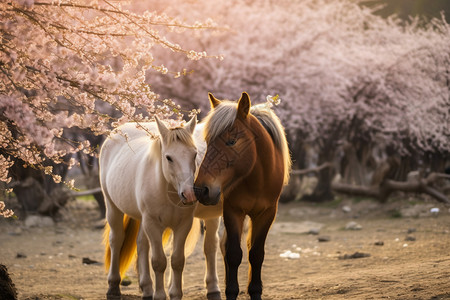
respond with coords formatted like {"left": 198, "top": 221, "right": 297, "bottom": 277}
{"left": 0, "top": 201, "right": 15, "bottom": 218}
{"left": 0, "top": 0, "right": 217, "bottom": 188}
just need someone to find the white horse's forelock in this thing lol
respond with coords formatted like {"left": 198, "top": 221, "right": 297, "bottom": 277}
{"left": 166, "top": 126, "right": 196, "bottom": 148}
{"left": 148, "top": 124, "right": 197, "bottom": 161}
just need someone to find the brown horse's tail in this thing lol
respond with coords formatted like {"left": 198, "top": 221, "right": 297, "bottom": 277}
{"left": 103, "top": 215, "right": 140, "bottom": 279}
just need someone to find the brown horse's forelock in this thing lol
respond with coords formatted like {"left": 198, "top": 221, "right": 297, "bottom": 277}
{"left": 204, "top": 101, "right": 238, "bottom": 143}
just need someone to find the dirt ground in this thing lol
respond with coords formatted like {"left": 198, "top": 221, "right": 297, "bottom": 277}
{"left": 1, "top": 196, "right": 450, "bottom": 300}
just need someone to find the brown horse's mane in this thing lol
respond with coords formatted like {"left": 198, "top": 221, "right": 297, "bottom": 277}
{"left": 204, "top": 101, "right": 292, "bottom": 185}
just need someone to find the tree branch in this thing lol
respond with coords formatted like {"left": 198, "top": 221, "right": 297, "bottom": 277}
{"left": 71, "top": 187, "right": 102, "bottom": 197}
{"left": 291, "top": 163, "right": 331, "bottom": 176}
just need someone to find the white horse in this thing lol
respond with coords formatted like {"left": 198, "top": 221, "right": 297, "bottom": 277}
{"left": 100, "top": 116, "right": 199, "bottom": 300}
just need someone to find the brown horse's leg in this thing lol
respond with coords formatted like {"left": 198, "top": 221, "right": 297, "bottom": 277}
{"left": 247, "top": 207, "right": 277, "bottom": 300}
{"left": 223, "top": 208, "right": 246, "bottom": 300}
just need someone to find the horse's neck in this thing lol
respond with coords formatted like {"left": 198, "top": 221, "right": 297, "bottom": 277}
{"left": 247, "top": 118, "right": 282, "bottom": 187}
{"left": 251, "top": 116, "right": 276, "bottom": 157}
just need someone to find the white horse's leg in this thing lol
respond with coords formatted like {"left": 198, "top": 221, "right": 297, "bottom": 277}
{"left": 106, "top": 203, "right": 125, "bottom": 298}
{"left": 168, "top": 219, "right": 193, "bottom": 300}
{"left": 142, "top": 217, "right": 167, "bottom": 300}
{"left": 203, "top": 218, "right": 221, "bottom": 300}
{"left": 137, "top": 225, "right": 153, "bottom": 298}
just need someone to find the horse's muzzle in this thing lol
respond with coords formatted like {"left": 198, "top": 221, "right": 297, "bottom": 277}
{"left": 193, "top": 185, "right": 221, "bottom": 206}
{"left": 179, "top": 188, "right": 196, "bottom": 206}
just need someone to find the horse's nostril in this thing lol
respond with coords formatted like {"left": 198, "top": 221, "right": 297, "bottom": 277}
{"left": 194, "top": 186, "right": 202, "bottom": 199}
{"left": 194, "top": 186, "right": 209, "bottom": 200}
{"left": 181, "top": 192, "right": 187, "bottom": 200}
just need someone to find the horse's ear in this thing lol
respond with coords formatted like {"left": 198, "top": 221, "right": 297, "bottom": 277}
{"left": 208, "top": 93, "right": 221, "bottom": 108}
{"left": 185, "top": 115, "right": 197, "bottom": 134}
{"left": 237, "top": 92, "right": 251, "bottom": 119}
{"left": 155, "top": 116, "right": 169, "bottom": 140}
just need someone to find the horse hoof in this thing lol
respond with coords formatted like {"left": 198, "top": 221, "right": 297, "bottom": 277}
{"left": 250, "top": 295, "right": 262, "bottom": 300}
{"left": 106, "top": 294, "right": 121, "bottom": 300}
{"left": 142, "top": 296, "right": 153, "bottom": 300}
{"left": 106, "top": 285, "right": 121, "bottom": 300}
{"left": 207, "top": 291, "right": 221, "bottom": 300}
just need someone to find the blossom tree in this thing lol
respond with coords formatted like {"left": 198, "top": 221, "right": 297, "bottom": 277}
{"left": 2, "top": 0, "right": 449, "bottom": 215}
{"left": 0, "top": 0, "right": 220, "bottom": 217}
{"left": 144, "top": 0, "right": 450, "bottom": 202}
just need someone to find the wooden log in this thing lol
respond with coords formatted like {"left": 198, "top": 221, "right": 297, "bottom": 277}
{"left": 71, "top": 187, "right": 102, "bottom": 197}
{"left": 332, "top": 172, "right": 450, "bottom": 204}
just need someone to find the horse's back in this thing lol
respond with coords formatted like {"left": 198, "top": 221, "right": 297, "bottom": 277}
{"left": 101, "top": 122, "right": 158, "bottom": 162}
{"left": 105, "top": 122, "right": 158, "bottom": 146}
{"left": 99, "top": 122, "right": 159, "bottom": 218}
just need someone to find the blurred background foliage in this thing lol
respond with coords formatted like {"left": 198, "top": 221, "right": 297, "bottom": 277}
{"left": 2, "top": 0, "right": 450, "bottom": 219}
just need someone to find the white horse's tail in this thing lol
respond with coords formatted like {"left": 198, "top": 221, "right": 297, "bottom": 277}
{"left": 185, "top": 217, "right": 201, "bottom": 257}
{"left": 103, "top": 215, "right": 140, "bottom": 279}
{"left": 103, "top": 216, "right": 200, "bottom": 279}
{"left": 162, "top": 217, "right": 201, "bottom": 257}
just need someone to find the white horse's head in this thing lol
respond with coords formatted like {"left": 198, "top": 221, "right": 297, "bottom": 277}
{"left": 155, "top": 116, "right": 198, "bottom": 206}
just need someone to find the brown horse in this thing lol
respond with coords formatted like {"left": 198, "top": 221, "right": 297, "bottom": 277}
{"left": 194, "top": 92, "right": 291, "bottom": 300}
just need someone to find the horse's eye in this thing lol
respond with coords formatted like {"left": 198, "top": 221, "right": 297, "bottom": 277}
{"left": 166, "top": 155, "right": 173, "bottom": 162}
{"left": 226, "top": 139, "right": 236, "bottom": 146}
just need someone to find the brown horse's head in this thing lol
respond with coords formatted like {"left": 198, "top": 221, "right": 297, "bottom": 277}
{"left": 194, "top": 92, "right": 257, "bottom": 205}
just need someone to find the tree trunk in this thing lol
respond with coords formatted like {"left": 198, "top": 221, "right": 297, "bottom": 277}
{"left": 302, "top": 147, "right": 336, "bottom": 202}
{"left": 9, "top": 157, "right": 71, "bottom": 217}
{"left": 83, "top": 173, "right": 105, "bottom": 219}
{"left": 75, "top": 132, "right": 106, "bottom": 218}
